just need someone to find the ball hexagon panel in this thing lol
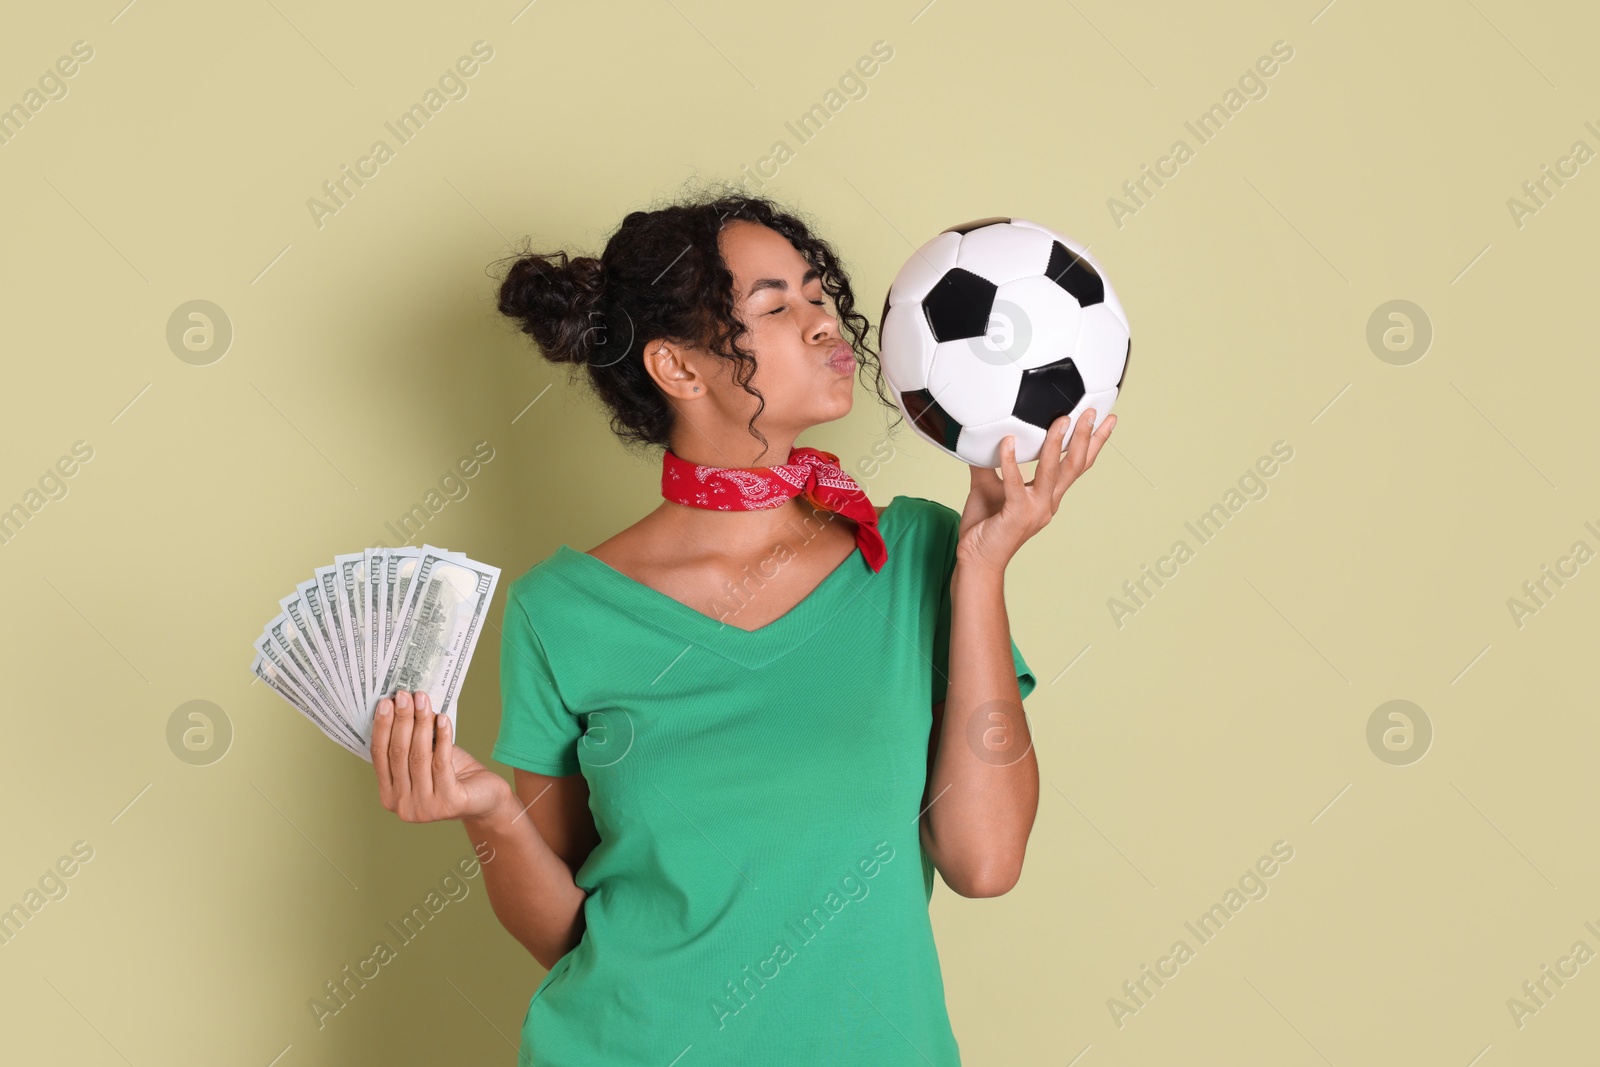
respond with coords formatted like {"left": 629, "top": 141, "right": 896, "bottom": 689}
{"left": 955, "top": 222, "right": 1054, "bottom": 287}
{"left": 879, "top": 301, "right": 937, "bottom": 391}
{"left": 926, "top": 339, "right": 1022, "bottom": 428}
{"left": 1008, "top": 217, "right": 1060, "bottom": 240}
{"left": 1097, "top": 268, "right": 1129, "bottom": 335}
{"left": 1076, "top": 389, "right": 1118, "bottom": 431}
{"left": 1073, "top": 303, "right": 1131, "bottom": 391}
{"left": 991, "top": 273, "right": 1083, "bottom": 372}
{"left": 1013, "top": 218, "right": 1130, "bottom": 332}
{"left": 886, "top": 229, "right": 962, "bottom": 308}
{"left": 957, "top": 415, "right": 1050, "bottom": 470}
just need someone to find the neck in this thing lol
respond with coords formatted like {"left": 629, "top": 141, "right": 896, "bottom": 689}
{"left": 653, "top": 496, "right": 847, "bottom": 557}
{"left": 667, "top": 437, "right": 799, "bottom": 469}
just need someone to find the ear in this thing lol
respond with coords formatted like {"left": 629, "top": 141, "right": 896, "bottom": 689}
{"left": 642, "top": 337, "right": 707, "bottom": 399}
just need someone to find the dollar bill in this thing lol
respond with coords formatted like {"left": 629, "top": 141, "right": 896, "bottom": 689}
{"left": 263, "top": 615, "right": 349, "bottom": 737}
{"left": 334, "top": 553, "right": 369, "bottom": 717}
{"left": 299, "top": 577, "right": 352, "bottom": 718}
{"left": 381, "top": 547, "right": 421, "bottom": 691}
{"left": 254, "top": 629, "right": 365, "bottom": 754}
{"left": 316, "top": 564, "right": 359, "bottom": 716}
{"left": 255, "top": 545, "right": 497, "bottom": 759}
{"left": 378, "top": 548, "right": 501, "bottom": 737}
{"left": 280, "top": 590, "right": 351, "bottom": 725}
{"left": 252, "top": 653, "right": 368, "bottom": 759}
{"left": 365, "top": 547, "right": 386, "bottom": 704}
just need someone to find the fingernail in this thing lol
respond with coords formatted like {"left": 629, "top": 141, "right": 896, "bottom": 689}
{"left": 417, "top": 693, "right": 430, "bottom": 712}
{"left": 396, "top": 692, "right": 410, "bottom": 710}
{"left": 377, "top": 700, "right": 391, "bottom": 717}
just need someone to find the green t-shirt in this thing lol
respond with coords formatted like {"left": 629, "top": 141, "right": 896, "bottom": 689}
{"left": 492, "top": 494, "right": 1036, "bottom": 1066}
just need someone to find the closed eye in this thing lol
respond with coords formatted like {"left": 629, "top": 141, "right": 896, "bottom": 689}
{"left": 768, "top": 299, "right": 826, "bottom": 315}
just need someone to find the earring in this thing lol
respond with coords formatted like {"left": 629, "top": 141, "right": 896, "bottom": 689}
{"left": 693, "top": 386, "right": 700, "bottom": 393}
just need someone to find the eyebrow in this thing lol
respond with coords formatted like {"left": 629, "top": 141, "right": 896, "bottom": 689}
{"left": 746, "top": 266, "right": 820, "bottom": 298}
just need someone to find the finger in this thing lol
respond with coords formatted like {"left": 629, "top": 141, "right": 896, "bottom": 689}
{"left": 998, "top": 433, "right": 1024, "bottom": 509}
{"left": 409, "top": 692, "right": 436, "bottom": 806}
{"left": 433, "top": 712, "right": 458, "bottom": 804}
{"left": 388, "top": 689, "right": 415, "bottom": 806}
{"left": 1055, "top": 410, "right": 1104, "bottom": 508}
{"left": 1034, "top": 414, "right": 1071, "bottom": 496}
{"left": 371, "top": 698, "right": 396, "bottom": 807}
{"left": 975, "top": 456, "right": 1004, "bottom": 489}
{"left": 969, "top": 460, "right": 1004, "bottom": 509}
{"left": 1083, "top": 412, "right": 1116, "bottom": 467}
{"left": 1066, "top": 408, "right": 1097, "bottom": 470}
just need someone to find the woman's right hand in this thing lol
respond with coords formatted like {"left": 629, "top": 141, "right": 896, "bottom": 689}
{"left": 371, "top": 690, "right": 512, "bottom": 823}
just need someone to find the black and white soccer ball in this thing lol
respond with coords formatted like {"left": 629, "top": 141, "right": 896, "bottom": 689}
{"left": 879, "top": 217, "right": 1130, "bottom": 468}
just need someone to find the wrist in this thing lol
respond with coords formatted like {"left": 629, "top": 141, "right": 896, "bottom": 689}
{"left": 951, "top": 557, "right": 1007, "bottom": 589}
{"left": 462, "top": 780, "right": 521, "bottom": 835}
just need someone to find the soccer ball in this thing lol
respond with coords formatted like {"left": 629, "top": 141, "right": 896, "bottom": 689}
{"left": 878, "top": 217, "right": 1130, "bottom": 468}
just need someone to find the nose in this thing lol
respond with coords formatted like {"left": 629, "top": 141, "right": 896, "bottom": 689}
{"left": 808, "top": 303, "right": 838, "bottom": 342}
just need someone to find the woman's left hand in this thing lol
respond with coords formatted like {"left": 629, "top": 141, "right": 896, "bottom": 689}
{"left": 956, "top": 408, "right": 1116, "bottom": 573}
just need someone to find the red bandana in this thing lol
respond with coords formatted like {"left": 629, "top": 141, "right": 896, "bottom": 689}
{"left": 660, "top": 446, "right": 887, "bottom": 572}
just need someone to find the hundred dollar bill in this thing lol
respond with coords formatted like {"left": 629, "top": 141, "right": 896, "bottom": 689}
{"left": 251, "top": 653, "right": 368, "bottom": 759}
{"left": 254, "top": 629, "right": 364, "bottom": 754}
{"left": 378, "top": 548, "right": 501, "bottom": 737}
{"left": 251, "top": 646, "right": 315, "bottom": 718}
{"left": 262, "top": 614, "right": 351, "bottom": 739}
{"left": 266, "top": 625, "right": 365, "bottom": 754}
{"left": 316, "top": 564, "right": 359, "bottom": 716}
{"left": 334, "top": 553, "right": 369, "bottom": 717}
{"left": 381, "top": 547, "right": 422, "bottom": 690}
{"left": 365, "top": 547, "right": 386, "bottom": 704}
{"left": 299, "top": 577, "right": 352, "bottom": 718}
{"left": 280, "top": 590, "right": 351, "bottom": 723}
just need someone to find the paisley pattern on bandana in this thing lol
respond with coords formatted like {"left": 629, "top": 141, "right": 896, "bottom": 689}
{"left": 660, "top": 447, "right": 887, "bottom": 572}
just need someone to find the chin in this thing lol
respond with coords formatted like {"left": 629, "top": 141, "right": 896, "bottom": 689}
{"left": 804, "top": 397, "right": 853, "bottom": 428}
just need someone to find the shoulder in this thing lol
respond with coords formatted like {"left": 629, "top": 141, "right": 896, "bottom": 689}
{"left": 883, "top": 494, "right": 959, "bottom": 533}
{"left": 503, "top": 547, "right": 584, "bottom": 621}
{"left": 880, "top": 495, "right": 961, "bottom": 561}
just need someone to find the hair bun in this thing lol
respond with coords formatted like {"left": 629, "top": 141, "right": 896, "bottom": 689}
{"left": 496, "top": 250, "right": 606, "bottom": 365}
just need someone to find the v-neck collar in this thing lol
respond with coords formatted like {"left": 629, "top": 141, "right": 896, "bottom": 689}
{"left": 547, "top": 495, "right": 909, "bottom": 671}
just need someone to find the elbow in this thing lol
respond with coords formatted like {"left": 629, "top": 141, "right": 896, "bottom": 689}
{"left": 924, "top": 829, "right": 1028, "bottom": 898}
{"left": 521, "top": 907, "right": 586, "bottom": 971}
{"left": 946, "top": 862, "right": 1022, "bottom": 899}
{"left": 528, "top": 934, "right": 579, "bottom": 972}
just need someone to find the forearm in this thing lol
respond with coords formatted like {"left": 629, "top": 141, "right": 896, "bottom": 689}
{"left": 461, "top": 791, "right": 589, "bottom": 970}
{"left": 921, "top": 560, "right": 1039, "bottom": 897}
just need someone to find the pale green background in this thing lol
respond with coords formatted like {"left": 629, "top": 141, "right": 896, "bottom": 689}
{"left": 2, "top": 1, "right": 1596, "bottom": 1064}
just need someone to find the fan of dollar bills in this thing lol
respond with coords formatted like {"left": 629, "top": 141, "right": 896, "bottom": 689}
{"left": 250, "top": 546, "right": 501, "bottom": 762}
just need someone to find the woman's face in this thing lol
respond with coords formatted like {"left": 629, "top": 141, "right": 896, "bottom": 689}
{"left": 710, "top": 219, "right": 857, "bottom": 441}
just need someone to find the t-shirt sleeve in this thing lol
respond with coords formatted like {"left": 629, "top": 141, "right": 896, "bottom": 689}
{"left": 491, "top": 588, "right": 584, "bottom": 776}
{"left": 930, "top": 504, "right": 1037, "bottom": 704}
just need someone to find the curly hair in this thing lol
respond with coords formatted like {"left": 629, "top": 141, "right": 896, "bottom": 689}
{"left": 492, "top": 179, "right": 900, "bottom": 458}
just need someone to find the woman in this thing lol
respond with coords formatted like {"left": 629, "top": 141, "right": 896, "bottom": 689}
{"left": 371, "top": 188, "right": 1114, "bottom": 1065}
